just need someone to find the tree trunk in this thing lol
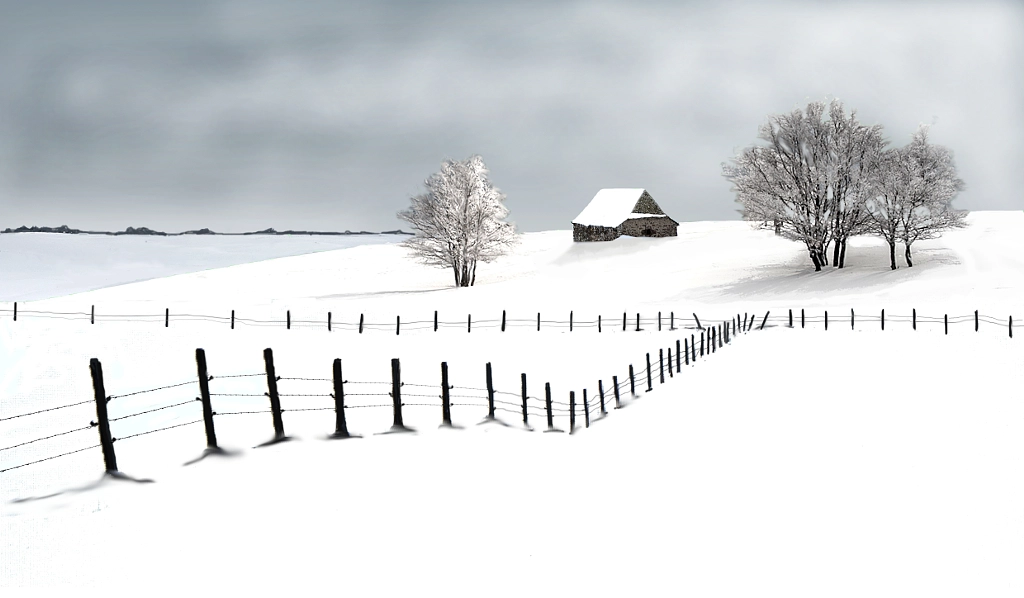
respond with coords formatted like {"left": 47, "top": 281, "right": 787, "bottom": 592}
{"left": 838, "top": 239, "right": 847, "bottom": 268}
{"left": 832, "top": 237, "right": 841, "bottom": 267}
{"left": 888, "top": 241, "right": 896, "bottom": 270}
{"left": 773, "top": 219, "right": 781, "bottom": 235}
{"left": 809, "top": 249, "right": 822, "bottom": 271}
{"left": 460, "top": 262, "right": 471, "bottom": 286}
{"left": 904, "top": 243, "right": 914, "bottom": 268}
{"left": 453, "top": 264, "right": 461, "bottom": 287}
{"left": 470, "top": 259, "right": 477, "bottom": 286}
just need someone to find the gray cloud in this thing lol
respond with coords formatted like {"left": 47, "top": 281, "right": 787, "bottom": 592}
{"left": 0, "top": 0, "right": 1021, "bottom": 232}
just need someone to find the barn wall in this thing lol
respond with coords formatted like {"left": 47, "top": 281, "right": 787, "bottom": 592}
{"left": 573, "top": 223, "right": 620, "bottom": 242}
{"left": 618, "top": 217, "right": 678, "bottom": 238}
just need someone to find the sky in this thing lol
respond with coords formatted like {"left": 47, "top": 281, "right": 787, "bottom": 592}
{"left": 0, "top": 0, "right": 1021, "bottom": 233}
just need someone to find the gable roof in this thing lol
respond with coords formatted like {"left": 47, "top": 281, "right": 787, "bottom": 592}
{"left": 572, "top": 188, "right": 668, "bottom": 227}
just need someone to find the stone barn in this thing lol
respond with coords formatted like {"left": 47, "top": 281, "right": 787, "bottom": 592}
{"left": 571, "top": 189, "right": 678, "bottom": 242}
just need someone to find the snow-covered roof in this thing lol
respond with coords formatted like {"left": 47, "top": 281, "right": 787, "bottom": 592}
{"left": 572, "top": 189, "right": 652, "bottom": 227}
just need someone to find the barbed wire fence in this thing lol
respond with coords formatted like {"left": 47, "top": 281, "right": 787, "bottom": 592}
{"left": 1, "top": 306, "right": 1019, "bottom": 485}
{"left": 0, "top": 315, "right": 750, "bottom": 481}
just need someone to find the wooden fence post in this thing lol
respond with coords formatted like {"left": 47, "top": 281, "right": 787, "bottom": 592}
{"left": 287, "top": 310, "right": 291, "bottom": 330}
{"left": 668, "top": 348, "right": 673, "bottom": 378}
{"left": 684, "top": 338, "right": 690, "bottom": 366}
{"left": 231, "top": 309, "right": 235, "bottom": 330}
{"left": 195, "top": 349, "right": 219, "bottom": 449}
{"left": 434, "top": 310, "right": 438, "bottom": 332}
{"left": 328, "top": 311, "right": 332, "bottom": 332}
{"left": 825, "top": 310, "right": 828, "bottom": 331}
{"left": 629, "top": 365, "right": 636, "bottom": 396}
{"left": 91, "top": 304, "right": 95, "bottom": 325}
{"left": 583, "top": 390, "right": 590, "bottom": 428}
{"left": 537, "top": 312, "right": 541, "bottom": 331}
{"left": 570, "top": 311, "right": 573, "bottom": 332}
{"left": 671, "top": 311, "right": 675, "bottom": 330}
{"left": 468, "top": 314, "right": 472, "bottom": 333}
{"left": 801, "top": 308, "right": 805, "bottom": 329}
{"left": 692, "top": 313, "right": 702, "bottom": 329}
{"left": 544, "top": 382, "right": 556, "bottom": 431}
{"left": 975, "top": 310, "right": 979, "bottom": 332}
{"left": 598, "top": 380, "right": 607, "bottom": 415}
{"left": 12, "top": 302, "right": 15, "bottom": 321}
{"left": 441, "top": 362, "right": 453, "bottom": 427}
{"left": 760, "top": 312, "right": 769, "bottom": 330}
{"left": 743, "top": 313, "right": 749, "bottom": 332}
{"left": 690, "top": 334, "right": 696, "bottom": 362}
{"left": 676, "top": 339, "right": 681, "bottom": 372}
{"left": 612, "top": 376, "right": 621, "bottom": 408}
{"left": 521, "top": 373, "right": 528, "bottom": 426}
{"left": 912, "top": 308, "right": 916, "bottom": 330}
{"left": 789, "top": 309, "right": 793, "bottom": 328}
{"left": 658, "top": 312, "right": 662, "bottom": 331}
{"left": 636, "top": 313, "right": 641, "bottom": 332}
{"left": 165, "top": 308, "right": 169, "bottom": 328}
{"left": 89, "top": 358, "right": 118, "bottom": 473}
{"left": 1010, "top": 316, "right": 1013, "bottom": 338}
{"left": 599, "top": 315, "right": 602, "bottom": 333}
{"left": 851, "top": 308, "right": 854, "bottom": 330}
{"left": 623, "top": 312, "right": 626, "bottom": 331}
{"left": 881, "top": 309, "right": 884, "bottom": 331}
{"left": 359, "top": 314, "right": 364, "bottom": 334}
{"left": 389, "top": 358, "right": 409, "bottom": 432}
{"left": 569, "top": 391, "right": 576, "bottom": 434}
{"left": 331, "top": 358, "right": 352, "bottom": 438}
{"left": 659, "top": 349, "right": 665, "bottom": 383}
{"left": 646, "top": 353, "right": 653, "bottom": 392}
{"left": 502, "top": 310, "right": 506, "bottom": 332}
{"left": 396, "top": 315, "right": 400, "bottom": 335}
{"left": 711, "top": 326, "right": 716, "bottom": 353}
{"left": 485, "top": 362, "right": 495, "bottom": 420}
{"left": 944, "top": 314, "right": 948, "bottom": 335}
{"left": 263, "top": 348, "right": 286, "bottom": 442}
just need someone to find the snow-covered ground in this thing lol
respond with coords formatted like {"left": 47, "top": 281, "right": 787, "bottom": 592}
{"left": 1, "top": 212, "right": 1022, "bottom": 595}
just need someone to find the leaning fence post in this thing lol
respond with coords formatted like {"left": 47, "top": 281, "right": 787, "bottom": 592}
{"left": 263, "top": 348, "right": 286, "bottom": 442}
{"left": 692, "top": 313, "right": 702, "bottom": 329}
{"left": 89, "top": 358, "right": 118, "bottom": 473}
{"left": 441, "top": 362, "right": 453, "bottom": 427}
{"left": 331, "top": 358, "right": 352, "bottom": 438}
{"left": 521, "top": 373, "right": 528, "bottom": 426}
{"left": 359, "top": 314, "right": 364, "bottom": 334}
{"left": 613, "top": 376, "right": 621, "bottom": 408}
{"left": 629, "top": 365, "right": 636, "bottom": 396}
{"left": 743, "top": 313, "right": 749, "bottom": 332}
{"left": 195, "top": 349, "right": 219, "bottom": 449}
{"left": 485, "top": 362, "right": 495, "bottom": 419}
{"left": 388, "top": 358, "right": 411, "bottom": 432}
{"left": 583, "top": 390, "right": 590, "bottom": 428}
{"left": 569, "top": 391, "right": 576, "bottom": 434}
{"left": 598, "top": 380, "right": 607, "bottom": 415}
{"left": 760, "top": 312, "right": 769, "bottom": 330}
{"left": 645, "top": 353, "right": 653, "bottom": 392}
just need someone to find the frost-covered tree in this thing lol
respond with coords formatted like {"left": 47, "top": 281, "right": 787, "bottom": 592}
{"left": 865, "top": 146, "right": 911, "bottom": 270}
{"left": 894, "top": 126, "right": 967, "bottom": 267}
{"left": 724, "top": 101, "right": 884, "bottom": 271}
{"left": 398, "top": 155, "right": 517, "bottom": 287}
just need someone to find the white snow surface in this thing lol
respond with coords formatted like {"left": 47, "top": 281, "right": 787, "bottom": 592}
{"left": 1, "top": 211, "right": 1023, "bottom": 595}
{"left": 571, "top": 188, "right": 649, "bottom": 226}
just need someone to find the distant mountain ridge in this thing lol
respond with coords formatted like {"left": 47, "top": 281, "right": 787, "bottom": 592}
{"left": 0, "top": 225, "right": 413, "bottom": 236}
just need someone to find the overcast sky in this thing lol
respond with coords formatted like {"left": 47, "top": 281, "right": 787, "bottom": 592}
{"left": 0, "top": 0, "right": 1021, "bottom": 233}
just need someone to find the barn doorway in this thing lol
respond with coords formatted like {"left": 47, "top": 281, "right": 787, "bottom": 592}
{"left": 642, "top": 227, "right": 654, "bottom": 237}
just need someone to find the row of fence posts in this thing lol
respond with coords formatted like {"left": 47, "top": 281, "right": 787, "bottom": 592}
{"left": 8, "top": 303, "right": 1014, "bottom": 338}
{"left": 783, "top": 308, "right": 1012, "bottom": 337}
{"left": 81, "top": 314, "right": 762, "bottom": 477}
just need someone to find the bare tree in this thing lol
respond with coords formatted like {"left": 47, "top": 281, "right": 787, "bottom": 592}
{"left": 397, "top": 155, "right": 517, "bottom": 287}
{"left": 865, "top": 147, "right": 911, "bottom": 270}
{"left": 895, "top": 126, "right": 967, "bottom": 267}
{"left": 724, "top": 101, "right": 850, "bottom": 271}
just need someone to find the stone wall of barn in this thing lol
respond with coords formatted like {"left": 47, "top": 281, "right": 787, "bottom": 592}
{"left": 573, "top": 223, "right": 620, "bottom": 242}
{"left": 617, "top": 217, "right": 678, "bottom": 238}
{"left": 632, "top": 191, "right": 664, "bottom": 215}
